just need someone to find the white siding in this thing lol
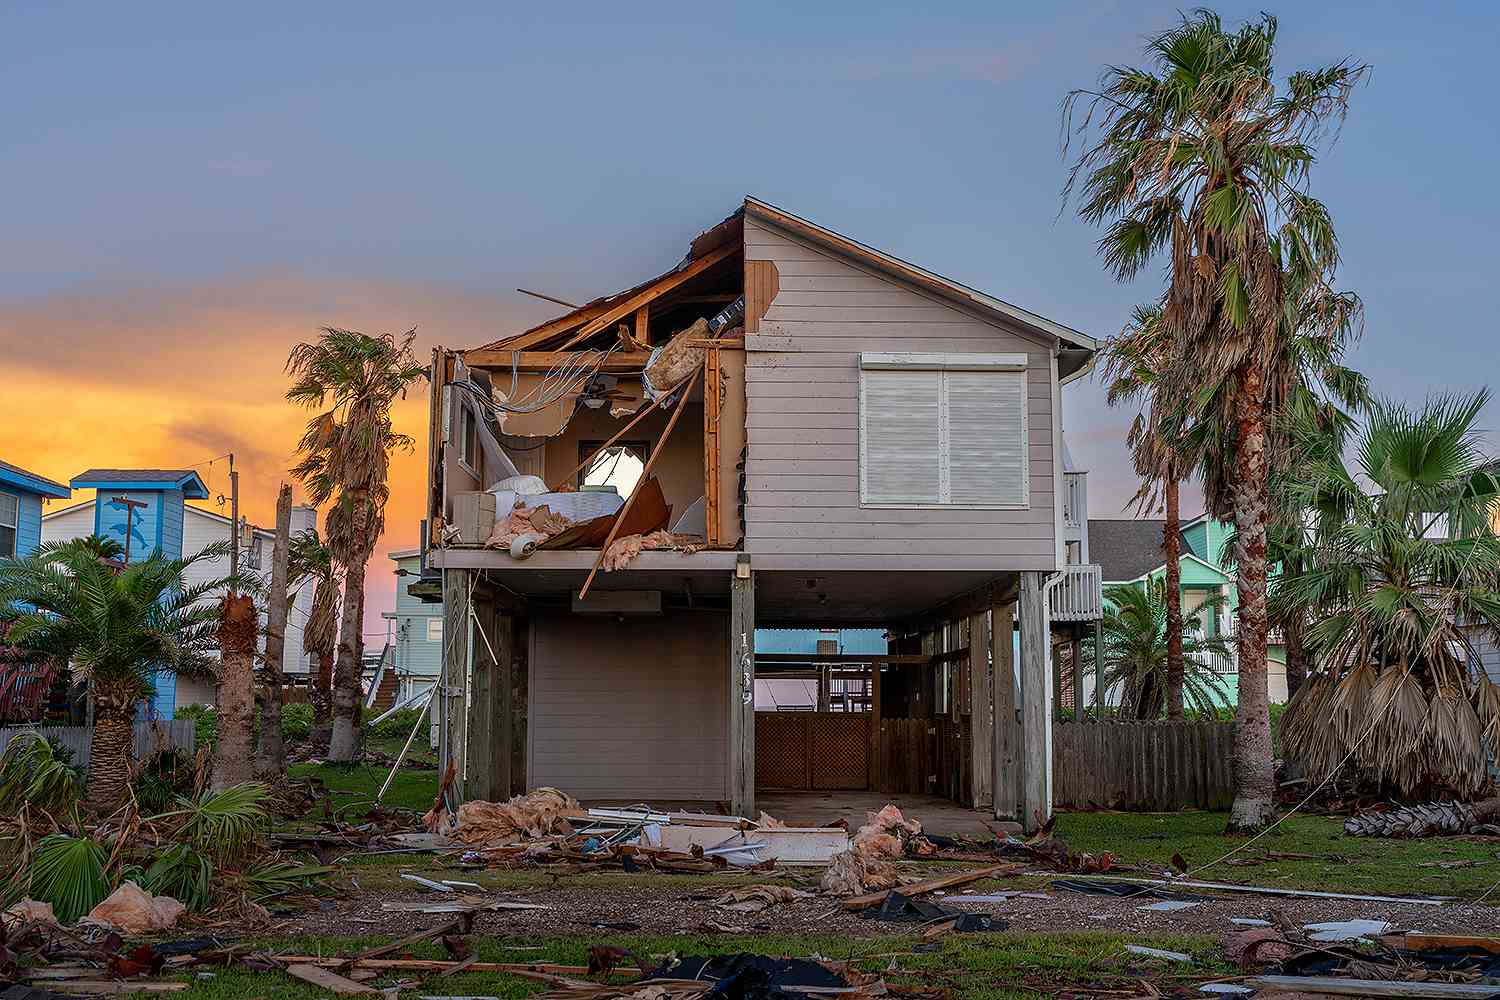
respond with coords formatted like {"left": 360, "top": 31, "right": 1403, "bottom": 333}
{"left": 743, "top": 216, "right": 1060, "bottom": 571}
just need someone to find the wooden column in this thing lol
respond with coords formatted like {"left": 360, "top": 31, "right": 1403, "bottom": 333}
{"left": 991, "top": 600, "right": 1018, "bottom": 821}
{"left": 968, "top": 610, "right": 992, "bottom": 809}
{"left": 466, "top": 602, "right": 514, "bottom": 803}
{"left": 1018, "top": 572, "right": 1052, "bottom": 833}
{"left": 511, "top": 615, "right": 529, "bottom": 797}
{"left": 817, "top": 666, "right": 831, "bottom": 713}
{"left": 440, "top": 568, "right": 472, "bottom": 806}
{"left": 729, "top": 556, "right": 755, "bottom": 818}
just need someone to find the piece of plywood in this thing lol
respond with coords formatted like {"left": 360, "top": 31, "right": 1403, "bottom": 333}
{"left": 656, "top": 825, "right": 848, "bottom": 862}
{"left": 285, "top": 963, "right": 379, "bottom": 995}
{"left": 744, "top": 259, "right": 780, "bottom": 334}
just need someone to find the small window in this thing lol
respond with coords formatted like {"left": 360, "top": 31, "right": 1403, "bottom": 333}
{"left": 0, "top": 493, "right": 17, "bottom": 558}
{"left": 859, "top": 354, "right": 1029, "bottom": 507}
{"left": 459, "top": 405, "right": 479, "bottom": 471}
{"left": 426, "top": 618, "right": 443, "bottom": 643}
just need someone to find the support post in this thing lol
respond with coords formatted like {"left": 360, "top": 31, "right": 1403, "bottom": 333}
{"left": 817, "top": 665, "right": 831, "bottom": 713}
{"left": 440, "top": 568, "right": 472, "bottom": 807}
{"left": 1018, "top": 572, "right": 1052, "bottom": 833}
{"left": 728, "top": 555, "right": 755, "bottom": 818}
{"left": 466, "top": 600, "right": 514, "bottom": 802}
{"left": 1095, "top": 621, "right": 1106, "bottom": 715}
{"left": 968, "top": 610, "right": 992, "bottom": 809}
{"left": 1070, "top": 634, "right": 1084, "bottom": 720}
{"left": 991, "top": 600, "right": 1017, "bottom": 821}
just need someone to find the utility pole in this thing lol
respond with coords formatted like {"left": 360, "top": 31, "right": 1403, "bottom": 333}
{"left": 111, "top": 496, "right": 149, "bottom": 565}
{"left": 228, "top": 453, "right": 239, "bottom": 588}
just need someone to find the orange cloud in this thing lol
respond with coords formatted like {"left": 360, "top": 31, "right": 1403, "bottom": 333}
{"left": 1, "top": 273, "right": 551, "bottom": 639}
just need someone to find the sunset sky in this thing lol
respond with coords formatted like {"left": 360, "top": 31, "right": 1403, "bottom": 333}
{"left": 4, "top": 2, "right": 1497, "bottom": 634}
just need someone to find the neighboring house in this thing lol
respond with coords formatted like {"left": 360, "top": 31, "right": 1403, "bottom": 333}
{"left": 0, "top": 460, "right": 72, "bottom": 559}
{"left": 754, "top": 628, "right": 887, "bottom": 711}
{"left": 1088, "top": 515, "right": 1290, "bottom": 705}
{"left": 422, "top": 197, "right": 1104, "bottom": 830}
{"left": 42, "top": 469, "right": 317, "bottom": 716}
{"left": 381, "top": 548, "right": 443, "bottom": 706}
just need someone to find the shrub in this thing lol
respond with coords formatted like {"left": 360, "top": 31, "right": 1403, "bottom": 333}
{"left": 175, "top": 704, "right": 217, "bottom": 748}
{"left": 281, "top": 703, "right": 314, "bottom": 742}
{"left": 0, "top": 732, "right": 83, "bottom": 819}
{"left": 132, "top": 748, "right": 194, "bottom": 813}
{"left": 366, "top": 707, "right": 424, "bottom": 742}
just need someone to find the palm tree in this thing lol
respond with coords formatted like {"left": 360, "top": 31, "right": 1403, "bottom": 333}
{"left": 1064, "top": 10, "right": 1367, "bottom": 829}
{"left": 287, "top": 528, "right": 339, "bottom": 748}
{"left": 1275, "top": 391, "right": 1500, "bottom": 798}
{"left": 1096, "top": 583, "right": 1233, "bottom": 720}
{"left": 286, "top": 328, "right": 425, "bottom": 762}
{"left": 1100, "top": 303, "right": 1194, "bottom": 719}
{"left": 0, "top": 538, "right": 235, "bottom": 809}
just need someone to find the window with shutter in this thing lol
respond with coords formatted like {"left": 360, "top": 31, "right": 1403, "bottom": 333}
{"left": 859, "top": 354, "right": 1029, "bottom": 508}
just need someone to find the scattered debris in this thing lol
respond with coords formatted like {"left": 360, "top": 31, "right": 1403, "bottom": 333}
{"left": 702, "top": 885, "right": 813, "bottom": 913}
{"left": 1223, "top": 927, "right": 1296, "bottom": 969}
{"left": 839, "top": 864, "right": 1016, "bottom": 910}
{"left": 859, "top": 891, "right": 1001, "bottom": 934}
{"left": 1049, "top": 873, "right": 1449, "bottom": 905}
{"left": 1304, "top": 918, "right": 1394, "bottom": 942}
{"left": 1124, "top": 944, "right": 1191, "bottom": 963}
{"left": 1140, "top": 899, "right": 1201, "bottom": 912}
{"left": 1246, "top": 975, "right": 1500, "bottom": 997}
{"left": 426, "top": 787, "right": 580, "bottom": 844}
{"left": 84, "top": 883, "right": 185, "bottom": 935}
{"left": 1344, "top": 797, "right": 1500, "bottom": 838}
{"left": 285, "top": 963, "right": 377, "bottom": 995}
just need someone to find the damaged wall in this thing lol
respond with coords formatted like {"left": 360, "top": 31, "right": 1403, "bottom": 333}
{"left": 527, "top": 609, "right": 729, "bottom": 800}
{"left": 742, "top": 214, "right": 1059, "bottom": 571}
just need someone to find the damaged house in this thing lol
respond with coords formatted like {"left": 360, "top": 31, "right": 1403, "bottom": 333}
{"left": 423, "top": 198, "right": 1102, "bottom": 830}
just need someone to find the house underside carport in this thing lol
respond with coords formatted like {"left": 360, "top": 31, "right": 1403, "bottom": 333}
{"left": 430, "top": 550, "right": 1058, "bottom": 831}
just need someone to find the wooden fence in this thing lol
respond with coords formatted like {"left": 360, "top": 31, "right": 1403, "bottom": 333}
{"left": 0, "top": 720, "right": 196, "bottom": 769}
{"left": 1053, "top": 720, "right": 1234, "bottom": 811}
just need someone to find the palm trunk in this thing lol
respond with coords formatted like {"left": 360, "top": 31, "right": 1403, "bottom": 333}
{"left": 327, "top": 516, "right": 370, "bottom": 763}
{"left": 1163, "top": 475, "right": 1185, "bottom": 720}
{"left": 1228, "top": 367, "right": 1276, "bottom": 832}
{"left": 256, "top": 485, "right": 293, "bottom": 777}
{"left": 212, "top": 593, "right": 258, "bottom": 790}
{"left": 85, "top": 679, "right": 138, "bottom": 811}
{"left": 1283, "top": 610, "right": 1307, "bottom": 701}
{"left": 311, "top": 650, "right": 333, "bottom": 748}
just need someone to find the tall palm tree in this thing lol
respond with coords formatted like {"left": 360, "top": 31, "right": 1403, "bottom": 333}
{"left": 287, "top": 528, "right": 339, "bottom": 748}
{"left": 1100, "top": 302, "right": 1194, "bottom": 719}
{"left": 0, "top": 538, "right": 235, "bottom": 808}
{"left": 286, "top": 328, "right": 425, "bottom": 762}
{"left": 1275, "top": 391, "right": 1500, "bottom": 797}
{"left": 1064, "top": 11, "right": 1367, "bottom": 829}
{"left": 1097, "top": 583, "right": 1233, "bottom": 720}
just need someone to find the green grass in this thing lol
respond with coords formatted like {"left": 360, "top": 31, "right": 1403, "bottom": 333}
{"left": 151, "top": 930, "right": 1233, "bottom": 1000}
{"left": 287, "top": 756, "right": 437, "bottom": 816}
{"left": 1053, "top": 810, "right": 1500, "bottom": 899}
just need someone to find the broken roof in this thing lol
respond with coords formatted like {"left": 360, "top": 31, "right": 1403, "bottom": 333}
{"left": 71, "top": 469, "right": 210, "bottom": 499}
{"left": 469, "top": 197, "right": 1096, "bottom": 355}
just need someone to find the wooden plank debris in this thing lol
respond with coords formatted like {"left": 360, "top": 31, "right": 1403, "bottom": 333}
{"left": 285, "top": 963, "right": 379, "bottom": 995}
{"left": 1247, "top": 976, "right": 1500, "bottom": 997}
{"left": 1396, "top": 933, "right": 1500, "bottom": 954}
{"left": 1049, "top": 872, "right": 1449, "bottom": 906}
{"left": 839, "top": 864, "right": 1017, "bottom": 910}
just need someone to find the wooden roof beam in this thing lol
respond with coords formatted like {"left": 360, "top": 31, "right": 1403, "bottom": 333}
{"left": 458, "top": 349, "right": 653, "bottom": 372}
{"left": 559, "top": 242, "right": 739, "bottom": 350}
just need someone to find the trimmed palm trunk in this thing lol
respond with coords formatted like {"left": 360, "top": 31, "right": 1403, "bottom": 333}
{"left": 255, "top": 484, "right": 293, "bottom": 777}
{"left": 86, "top": 678, "right": 138, "bottom": 810}
{"left": 327, "top": 497, "right": 372, "bottom": 763}
{"left": 212, "top": 594, "right": 258, "bottom": 790}
{"left": 1163, "top": 475, "right": 1185, "bottom": 720}
{"left": 311, "top": 651, "right": 333, "bottom": 748}
{"left": 1228, "top": 369, "right": 1276, "bottom": 832}
{"left": 1282, "top": 609, "right": 1307, "bottom": 701}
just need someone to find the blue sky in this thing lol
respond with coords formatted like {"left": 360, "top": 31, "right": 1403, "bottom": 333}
{"left": 3, "top": 1, "right": 1496, "bottom": 547}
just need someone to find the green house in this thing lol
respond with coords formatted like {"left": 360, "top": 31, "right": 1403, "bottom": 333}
{"left": 1089, "top": 515, "right": 1289, "bottom": 705}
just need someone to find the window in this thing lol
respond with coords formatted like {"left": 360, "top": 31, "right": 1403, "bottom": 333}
{"left": 426, "top": 618, "right": 443, "bottom": 643}
{"left": 459, "top": 405, "right": 479, "bottom": 472}
{"left": 0, "top": 493, "right": 16, "bottom": 558}
{"left": 859, "top": 353, "right": 1029, "bottom": 507}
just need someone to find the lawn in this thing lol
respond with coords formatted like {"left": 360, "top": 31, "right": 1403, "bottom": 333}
{"left": 158, "top": 931, "right": 1233, "bottom": 1000}
{"left": 286, "top": 754, "right": 1500, "bottom": 899}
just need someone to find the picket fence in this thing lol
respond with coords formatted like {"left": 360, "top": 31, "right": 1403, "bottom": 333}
{"left": 1053, "top": 720, "right": 1235, "bottom": 811}
{"left": 0, "top": 719, "right": 196, "bottom": 769}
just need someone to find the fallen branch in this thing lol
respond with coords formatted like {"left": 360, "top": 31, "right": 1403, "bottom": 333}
{"left": 838, "top": 864, "right": 1018, "bottom": 911}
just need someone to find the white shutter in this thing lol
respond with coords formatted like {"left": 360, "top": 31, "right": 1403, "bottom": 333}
{"left": 861, "top": 370, "right": 941, "bottom": 504}
{"left": 946, "top": 371, "right": 1028, "bottom": 505}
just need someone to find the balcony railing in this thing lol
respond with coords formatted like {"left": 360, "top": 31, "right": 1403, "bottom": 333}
{"left": 1063, "top": 471, "right": 1088, "bottom": 532}
{"left": 1050, "top": 563, "right": 1103, "bottom": 622}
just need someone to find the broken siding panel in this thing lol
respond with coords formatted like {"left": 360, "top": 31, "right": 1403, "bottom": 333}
{"left": 743, "top": 216, "right": 1058, "bottom": 571}
{"left": 527, "top": 611, "right": 728, "bottom": 800}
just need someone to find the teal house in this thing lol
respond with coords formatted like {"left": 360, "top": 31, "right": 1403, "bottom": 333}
{"left": 1089, "top": 515, "right": 1289, "bottom": 705}
{"left": 0, "top": 460, "right": 71, "bottom": 559}
{"left": 69, "top": 468, "right": 211, "bottom": 718}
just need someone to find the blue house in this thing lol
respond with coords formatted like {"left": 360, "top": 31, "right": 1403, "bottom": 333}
{"left": 0, "top": 460, "right": 71, "bottom": 560}
{"left": 69, "top": 468, "right": 210, "bottom": 718}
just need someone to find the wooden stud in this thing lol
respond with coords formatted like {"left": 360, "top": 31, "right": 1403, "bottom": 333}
{"left": 458, "top": 349, "right": 653, "bottom": 372}
{"left": 439, "top": 568, "right": 472, "bottom": 806}
{"left": 990, "top": 600, "right": 1017, "bottom": 821}
{"left": 547, "top": 387, "right": 677, "bottom": 492}
{"left": 703, "top": 345, "right": 722, "bottom": 546}
{"left": 968, "top": 610, "right": 991, "bottom": 810}
{"left": 634, "top": 304, "right": 650, "bottom": 346}
{"left": 729, "top": 556, "right": 755, "bottom": 817}
{"left": 577, "top": 367, "right": 700, "bottom": 600}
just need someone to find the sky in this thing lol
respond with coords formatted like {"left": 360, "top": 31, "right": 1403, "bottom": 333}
{"left": 3, "top": 2, "right": 1497, "bottom": 636}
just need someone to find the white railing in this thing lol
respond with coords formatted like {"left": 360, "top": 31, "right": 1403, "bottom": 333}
{"left": 1188, "top": 648, "right": 1238, "bottom": 676}
{"left": 1050, "top": 563, "right": 1103, "bottom": 622}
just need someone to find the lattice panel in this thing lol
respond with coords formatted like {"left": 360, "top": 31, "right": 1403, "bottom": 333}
{"left": 756, "top": 714, "right": 810, "bottom": 790}
{"left": 810, "top": 715, "right": 870, "bottom": 789}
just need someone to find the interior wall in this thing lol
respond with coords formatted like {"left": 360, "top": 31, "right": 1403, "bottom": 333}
{"left": 527, "top": 609, "right": 728, "bottom": 800}
{"left": 539, "top": 402, "right": 706, "bottom": 527}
